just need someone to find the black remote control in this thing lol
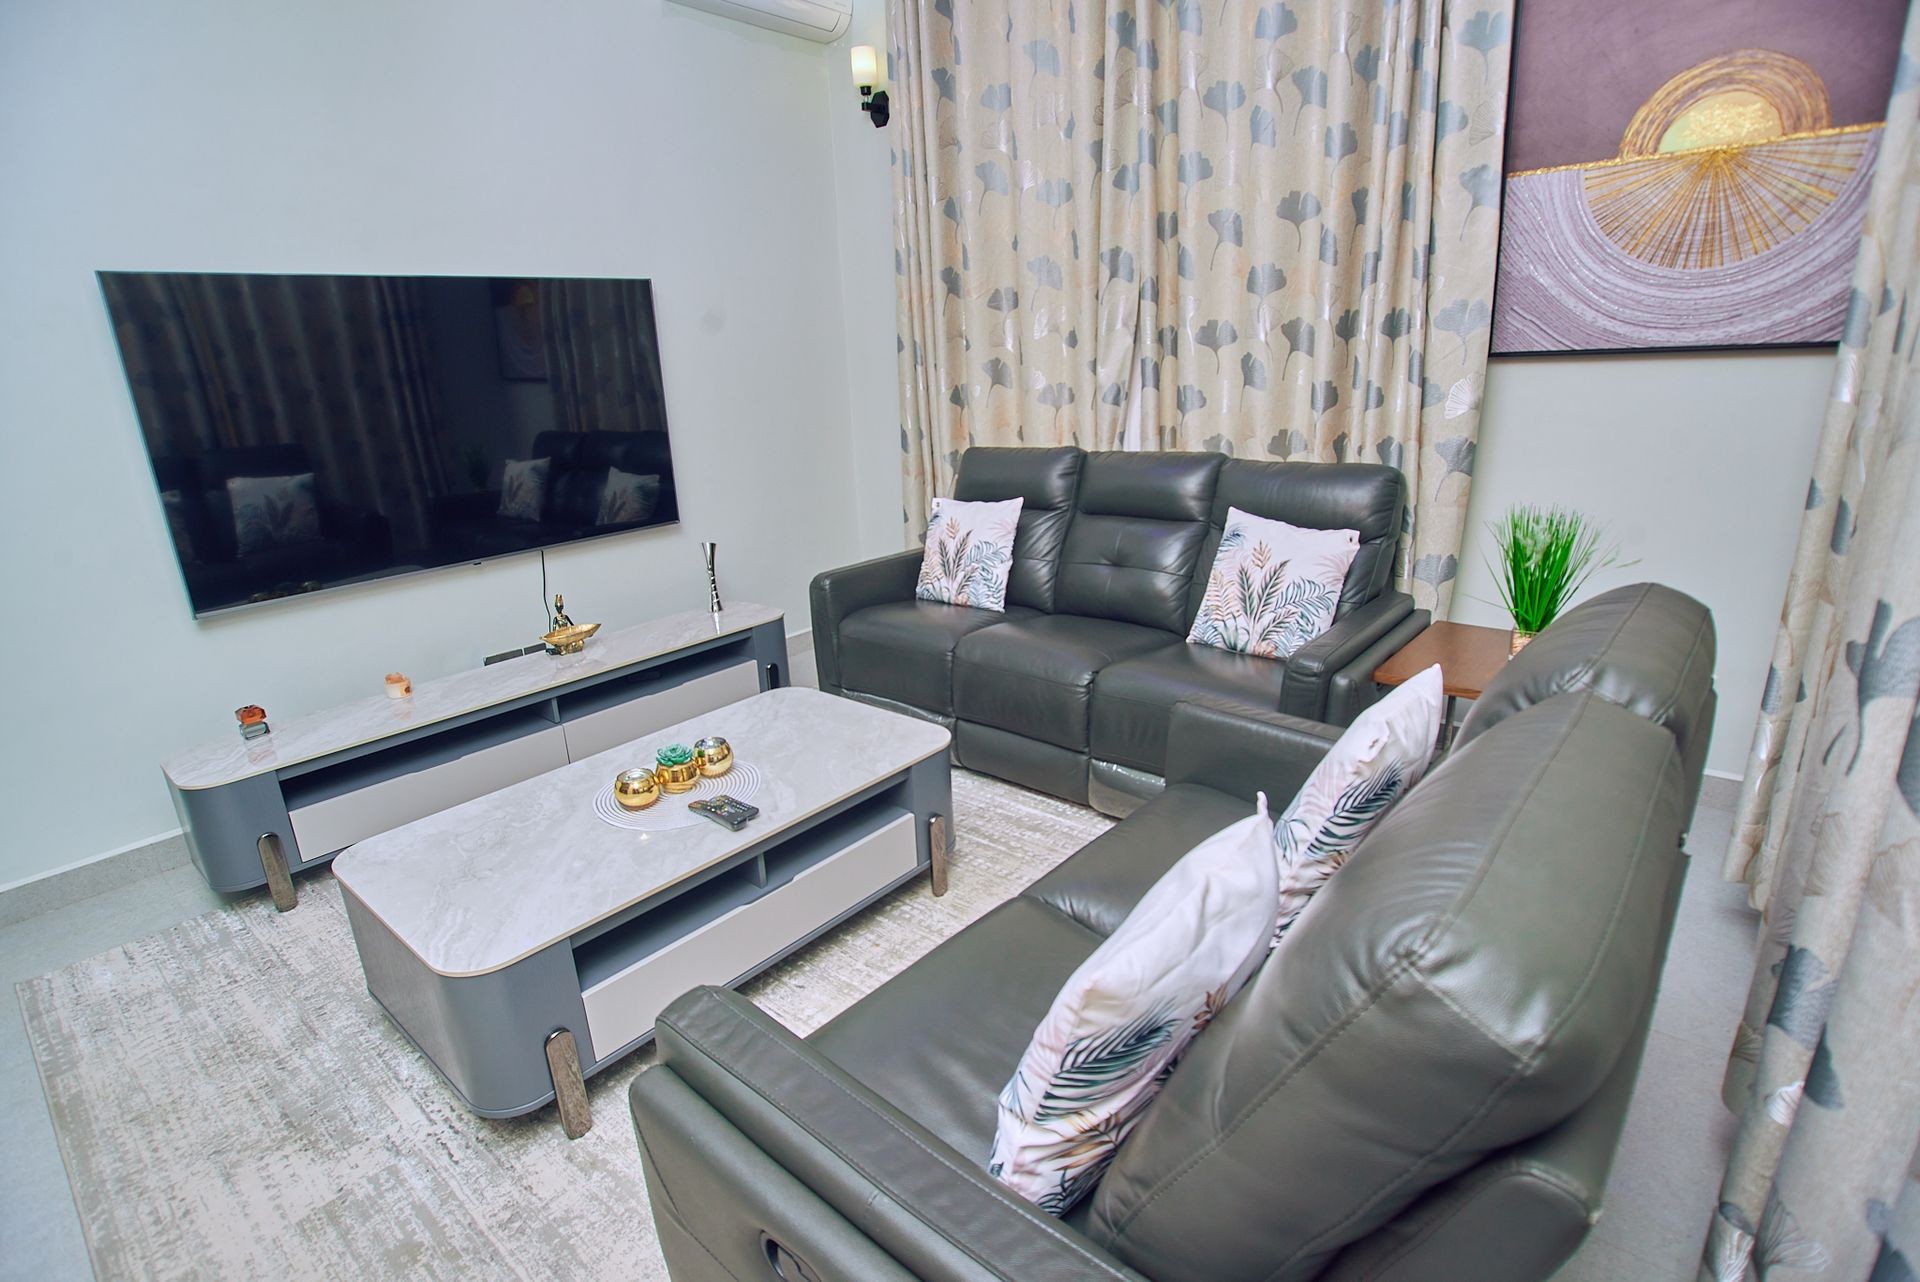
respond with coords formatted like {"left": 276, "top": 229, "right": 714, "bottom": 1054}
{"left": 688, "top": 795, "right": 760, "bottom": 831}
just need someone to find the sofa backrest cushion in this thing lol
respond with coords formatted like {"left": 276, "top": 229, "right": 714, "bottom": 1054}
{"left": 1055, "top": 451, "right": 1225, "bottom": 632}
{"left": 1185, "top": 461, "right": 1405, "bottom": 628}
{"left": 954, "top": 447, "right": 1085, "bottom": 612}
{"left": 1457, "top": 583, "right": 1716, "bottom": 784}
{"left": 1085, "top": 692, "right": 1686, "bottom": 1282}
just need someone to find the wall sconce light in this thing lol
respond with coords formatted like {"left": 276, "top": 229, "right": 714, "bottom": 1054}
{"left": 851, "top": 44, "right": 889, "bottom": 127}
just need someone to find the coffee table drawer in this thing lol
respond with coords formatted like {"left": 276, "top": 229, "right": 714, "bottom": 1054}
{"left": 579, "top": 812, "right": 918, "bottom": 1060}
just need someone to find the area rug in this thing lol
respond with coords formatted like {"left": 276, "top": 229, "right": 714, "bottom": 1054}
{"left": 17, "top": 770, "right": 1114, "bottom": 1280}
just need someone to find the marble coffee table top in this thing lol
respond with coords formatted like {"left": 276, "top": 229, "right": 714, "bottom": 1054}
{"left": 163, "top": 603, "right": 784, "bottom": 790}
{"left": 330, "top": 687, "right": 950, "bottom": 977}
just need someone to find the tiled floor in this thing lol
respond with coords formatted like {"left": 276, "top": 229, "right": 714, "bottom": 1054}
{"left": 1, "top": 774, "right": 1757, "bottom": 1282}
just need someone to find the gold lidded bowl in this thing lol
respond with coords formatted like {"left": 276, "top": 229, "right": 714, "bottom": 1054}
{"left": 614, "top": 767, "right": 661, "bottom": 810}
{"left": 694, "top": 735, "right": 733, "bottom": 778}
{"left": 655, "top": 743, "right": 700, "bottom": 793}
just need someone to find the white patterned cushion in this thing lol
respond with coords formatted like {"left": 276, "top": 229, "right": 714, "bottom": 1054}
{"left": 915, "top": 496, "right": 1023, "bottom": 612}
{"left": 227, "top": 473, "right": 320, "bottom": 557}
{"left": 989, "top": 795, "right": 1280, "bottom": 1215}
{"left": 596, "top": 467, "right": 662, "bottom": 526}
{"left": 1187, "top": 507, "right": 1360, "bottom": 658}
{"left": 1271, "top": 664, "right": 1443, "bottom": 946}
{"left": 497, "top": 457, "right": 549, "bottom": 522}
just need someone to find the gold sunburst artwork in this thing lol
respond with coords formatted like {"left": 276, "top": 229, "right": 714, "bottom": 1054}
{"left": 1566, "top": 51, "right": 1878, "bottom": 271}
{"left": 1489, "top": 11, "right": 1902, "bottom": 356}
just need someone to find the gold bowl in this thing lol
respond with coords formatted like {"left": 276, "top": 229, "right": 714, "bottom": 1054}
{"left": 543, "top": 622, "right": 601, "bottom": 655}
{"left": 614, "top": 768, "right": 661, "bottom": 810}
{"left": 694, "top": 736, "right": 733, "bottom": 778}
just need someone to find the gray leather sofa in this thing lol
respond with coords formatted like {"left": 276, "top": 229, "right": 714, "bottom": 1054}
{"left": 811, "top": 448, "right": 1427, "bottom": 817}
{"left": 631, "top": 583, "right": 1716, "bottom": 1282}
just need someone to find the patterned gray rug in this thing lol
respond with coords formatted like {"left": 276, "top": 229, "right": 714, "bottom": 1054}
{"left": 17, "top": 770, "right": 1112, "bottom": 1280}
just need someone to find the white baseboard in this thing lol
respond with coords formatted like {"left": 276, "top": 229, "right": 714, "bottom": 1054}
{"left": 0, "top": 828, "right": 193, "bottom": 928}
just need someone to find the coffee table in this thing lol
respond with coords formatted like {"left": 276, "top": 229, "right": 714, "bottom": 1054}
{"left": 332, "top": 687, "right": 952, "bottom": 1138}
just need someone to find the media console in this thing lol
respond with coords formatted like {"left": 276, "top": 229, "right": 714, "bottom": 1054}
{"left": 162, "top": 604, "right": 789, "bottom": 909}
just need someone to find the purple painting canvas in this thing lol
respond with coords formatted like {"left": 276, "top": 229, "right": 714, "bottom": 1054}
{"left": 1490, "top": 0, "right": 1907, "bottom": 354}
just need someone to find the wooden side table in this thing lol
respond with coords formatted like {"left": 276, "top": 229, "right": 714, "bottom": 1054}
{"left": 1372, "top": 621, "right": 1516, "bottom": 746}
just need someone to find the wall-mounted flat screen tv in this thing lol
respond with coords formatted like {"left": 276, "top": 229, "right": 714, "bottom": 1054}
{"left": 99, "top": 272, "right": 679, "bottom": 616}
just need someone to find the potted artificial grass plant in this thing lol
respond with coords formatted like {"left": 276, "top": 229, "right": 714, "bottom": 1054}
{"left": 1487, "top": 505, "right": 1620, "bottom": 655}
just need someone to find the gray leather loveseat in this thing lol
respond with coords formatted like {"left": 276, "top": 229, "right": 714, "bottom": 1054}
{"left": 811, "top": 447, "right": 1426, "bottom": 816}
{"left": 631, "top": 583, "right": 1716, "bottom": 1282}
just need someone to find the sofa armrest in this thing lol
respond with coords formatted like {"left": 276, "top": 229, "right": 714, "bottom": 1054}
{"left": 1326, "top": 607, "right": 1431, "bottom": 724}
{"left": 1281, "top": 591, "right": 1416, "bottom": 720}
{"left": 633, "top": 986, "right": 1148, "bottom": 1282}
{"left": 1164, "top": 696, "right": 1342, "bottom": 804}
{"left": 808, "top": 548, "right": 923, "bottom": 693}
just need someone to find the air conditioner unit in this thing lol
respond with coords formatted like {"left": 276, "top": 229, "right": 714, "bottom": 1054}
{"left": 668, "top": 0, "right": 852, "bottom": 44}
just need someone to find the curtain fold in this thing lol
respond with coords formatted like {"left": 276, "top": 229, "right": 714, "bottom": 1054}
{"left": 888, "top": 0, "right": 1513, "bottom": 614}
{"left": 100, "top": 273, "right": 449, "bottom": 550}
{"left": 1703, "top": 9, "right": 1920, "bottom": 1277}
{"left": 540, "top": 278, "right": 670, "bottom": 435}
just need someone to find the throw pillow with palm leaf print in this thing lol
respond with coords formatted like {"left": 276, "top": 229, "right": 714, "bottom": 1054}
{"left": 227, "top": 472, "right": 321, "bottom": 558}
{"left": 496, "top": 457, "right": 550, "bottom": 522}
{"left": 1187, "top": 507, "right": 1361, "bottom": 659}
{"left": 989, "top": 795, "right": 1279, "bottom": 1215}
{"left": 914, "top": 496, "right": 1023, "bottom": 612}
{"left": 1271, "top": 664, "right": 1444, "bottom": 948}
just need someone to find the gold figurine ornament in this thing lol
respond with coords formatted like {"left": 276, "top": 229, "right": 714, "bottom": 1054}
{"left": 542, "top": 593, "right": 601, "bottom": 655}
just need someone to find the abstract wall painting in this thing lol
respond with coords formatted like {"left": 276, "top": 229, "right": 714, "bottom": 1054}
{"left": 1490, "top": 0, "right": 1908, "bottom": 354}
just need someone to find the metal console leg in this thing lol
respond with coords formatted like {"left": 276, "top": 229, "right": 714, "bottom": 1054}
{"left": 256, "top": 833, "right": 297, "bottom": 913}
{"left": 929, "top": 813, "right": 951, "bottom": 898}
{"left": 545, "top": 1028, "right": 593, "bottom": 1139}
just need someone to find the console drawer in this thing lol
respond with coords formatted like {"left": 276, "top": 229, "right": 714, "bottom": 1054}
{"left": 579, "top": 813, "right": 918, "bottom": 1060}
{"left": 287, "top": 725, "right": 568, "bottom": 862}
{"left": 560, "top": 660, "right": 761, "bottom": 762}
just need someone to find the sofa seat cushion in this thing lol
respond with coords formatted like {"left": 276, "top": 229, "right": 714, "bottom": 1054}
{"left": 955, "top": 615, "right": 1175, "bottom": 751}
{"left": 1090, "top": 643, "right": 1289, "bottom": 773}
{"left": 809, "top": 897, "right": 1103, "bottom": 1161}
{"left": 840, "top": 601, "right": 1037, "bottom": 715}
{"left": 1023, "top": 783, "right": 1255, "bottom": 938}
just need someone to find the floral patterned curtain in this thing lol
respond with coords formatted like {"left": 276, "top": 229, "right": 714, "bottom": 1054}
{"left": 1704, "top": 10, "right": 1920, "bottom": 1277}
{"left": 888, "top": 0, "right": 1513, "bottom": 614}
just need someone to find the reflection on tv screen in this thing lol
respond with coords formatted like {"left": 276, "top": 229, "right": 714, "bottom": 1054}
{"left": 98, "top": 272, "right": 680, "bottom": 616}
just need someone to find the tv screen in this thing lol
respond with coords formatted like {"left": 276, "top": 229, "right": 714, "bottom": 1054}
{"left": 99, "top": 272, "right": 680, "bottom": 616}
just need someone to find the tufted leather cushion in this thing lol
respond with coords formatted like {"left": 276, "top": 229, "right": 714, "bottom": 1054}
{"left": 1088, "top": 692, "right": 1687, "bottom": 1282}
{"left": 1185, "top": 461, "right": 1405, "bottom": 629}
{"left": 839, "top": 601, "right": 1036, "bottom": 715}
{"left": 954, "top": 615, "right": 1173, "bottom": 750}
{"left": 1089, "top": 643, "right": 1288, "bottom": 773}
{"left": 1457, "top": 583, "right": 1716, "bottom": 772}
{"left": 1055, "top": 452, "right": 1225, "bottom": 632}
{"left": 954, "top": 447, "right": 1086, "bottom": 612}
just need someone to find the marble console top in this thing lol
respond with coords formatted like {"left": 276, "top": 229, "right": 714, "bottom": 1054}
{"left": 162, "top": 603, "right": 784, "bottom": 791}
{"left": 331, "top": 687, "right": 951, "bottom": 977}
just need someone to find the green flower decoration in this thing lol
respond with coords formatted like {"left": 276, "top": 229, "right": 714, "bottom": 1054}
{"left": 656, "top": 743, "right": 695, "bottom": 767}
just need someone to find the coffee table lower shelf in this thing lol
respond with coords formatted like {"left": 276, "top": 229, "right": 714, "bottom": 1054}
{"left": 339, "top": 757, "right": 950, "bottom": 1138}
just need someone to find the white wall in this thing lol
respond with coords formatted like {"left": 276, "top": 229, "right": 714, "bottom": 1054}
{"left": 829, "top": 0, "right": 913, "bottom": 556}
{"left": 0, "top": 0, "right": 889, "bottom": 885}
{"left": 1453, "top": 350, "right": 1835, "bottom": 777}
